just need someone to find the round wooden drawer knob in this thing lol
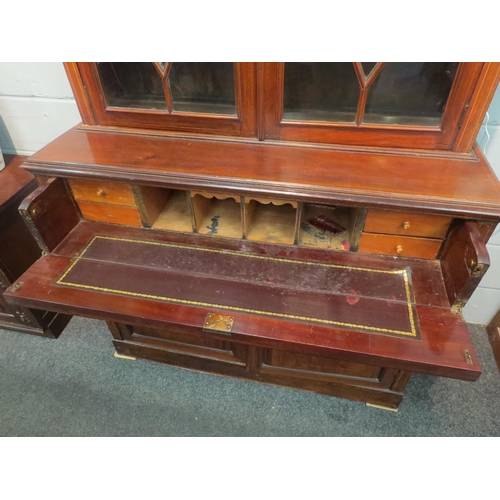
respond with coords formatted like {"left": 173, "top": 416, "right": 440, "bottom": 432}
{"left": 402, "top": 221, "right": 411, "bottom": 230}
{"left": 396, "top": 245, "right": 404, "bottom": 254}
{"left": 96, "top": 189, "right": 106, "bottom": 197}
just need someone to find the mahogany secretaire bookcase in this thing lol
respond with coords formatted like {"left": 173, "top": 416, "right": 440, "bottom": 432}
{"left": 5, "top": 62, "right": 500, "bottom": 409}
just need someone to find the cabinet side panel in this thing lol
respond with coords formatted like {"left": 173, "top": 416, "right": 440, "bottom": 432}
{"left": 63, "top": 63, "right": 96, "bottom": 125}
{"left": 453, "top": 63, "right": 500, "bottom": 152}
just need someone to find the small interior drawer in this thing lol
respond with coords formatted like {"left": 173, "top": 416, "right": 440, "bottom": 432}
{"left": 358, "top": 233, "right": 443, "bottom": 259}
{"left": 69, "top": 178, "right": 136, "bottom": 206}
{"left": 364, "top": 210, "right": 452, "bottom": 238}
{"left": 78, "top": 201, "right": 142, "bottom": 227}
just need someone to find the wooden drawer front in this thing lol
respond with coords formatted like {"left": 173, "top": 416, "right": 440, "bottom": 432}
{"left": 358, "top": 233, "right": 442, "bottom": 259}
{"left": 78, "top": 201, "right": 142, "bottom": 227}
{"left": 364, "top": 210, "right": 452, "bottom": 238}
{"left": 69, "top": 179, "right": 136, "bottom": 206}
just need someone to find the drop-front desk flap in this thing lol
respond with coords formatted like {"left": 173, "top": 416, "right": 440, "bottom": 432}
{"left": 4, "top": 220, "right": 481, "bottom": 383}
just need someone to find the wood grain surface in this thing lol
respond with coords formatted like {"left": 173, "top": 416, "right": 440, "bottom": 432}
{"left": 23, "top": 128, "right": 500, "bottom": 219}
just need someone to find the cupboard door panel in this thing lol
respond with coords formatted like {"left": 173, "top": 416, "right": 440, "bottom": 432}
{"left": 79, "top": 62, "right": 258, "bottom": 138}
{"left": 129, "top": 324, "right": 247, "bottom": 365}
{"left": 267, "top": 349, "right": 381, "bottom": 379}
{"left": 262, "top": 62, "right": 485, "bottom": 150}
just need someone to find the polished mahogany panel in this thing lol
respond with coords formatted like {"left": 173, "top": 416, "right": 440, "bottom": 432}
{"left": 25, "top": 128, "right": 500, "bottom": 218}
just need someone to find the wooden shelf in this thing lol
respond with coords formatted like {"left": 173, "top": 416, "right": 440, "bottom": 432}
{"left": 245, "top": 199, "right": 297, "bottom": 245}
{"left": 152, "top": 190, "right": 192, "bottom": 232}
{"left": 192, "top": 193, "right": 242, "bottom": 239}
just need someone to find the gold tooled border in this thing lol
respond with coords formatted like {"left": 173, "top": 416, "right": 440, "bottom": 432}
{"left": 56, "top": 235, "right": 419, "bottom": 338}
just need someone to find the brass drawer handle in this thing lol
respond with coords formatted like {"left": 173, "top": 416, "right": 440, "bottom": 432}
{"left": 402, "top": 221, "right": 411, "bottom": 230}
{"left": 96, "top": 189, "right": 107, "bottom": 197}
{"left": 396, "top": 245, "right": 403, "bottom": 254}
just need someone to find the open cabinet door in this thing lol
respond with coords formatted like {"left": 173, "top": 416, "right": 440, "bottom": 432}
{"left": 74, "top": 63, "right": 258, "bottom": 138}
{"left": 260, "top": 62, "right": 486, "bottom": 150}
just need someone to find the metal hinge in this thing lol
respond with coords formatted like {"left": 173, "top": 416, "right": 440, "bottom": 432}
{"left": 203, "top": 313, "right": 234, "bottom": 335}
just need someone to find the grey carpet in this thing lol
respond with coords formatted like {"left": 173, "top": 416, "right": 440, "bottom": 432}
{"left": 1, "top": 317, "right": 499, "bottom": 436}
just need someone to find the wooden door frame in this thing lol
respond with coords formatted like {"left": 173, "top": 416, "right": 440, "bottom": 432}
{"left": 259, "top": 62, "right": 497, "bottom": 152}
{"left": 65, "top": 62, "right": 258, "bottom": 138}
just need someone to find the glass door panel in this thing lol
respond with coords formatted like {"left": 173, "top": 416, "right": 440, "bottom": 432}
{"left": 283, "top": 63, "right": 359, "bottom": 123}
{"left": 98, "top": 62, "right": 237, "bottom": 116}
{"left": 97, "top": 62, "right": 166, "bottom": 110}
{"left": 169, "top": 62, "right": 236, "bottom": 115}
{"left": 80, "top": 62, "right": 257, "bottom": 138}
{"left": 361, "top": 62, "right": 377, "bottom": 77}
{"left": 262, "top": 62, "right": 480, "bottom": 150}
{"left": 363, "top": 62, "right": 460, "bottom": 126}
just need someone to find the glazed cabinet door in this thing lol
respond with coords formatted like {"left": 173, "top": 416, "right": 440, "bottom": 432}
{"left": 261, "top": 62, "right": 487, "bottom": 150}
{"left": 76, "top": 62, "right": 258, "bottom": 137}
